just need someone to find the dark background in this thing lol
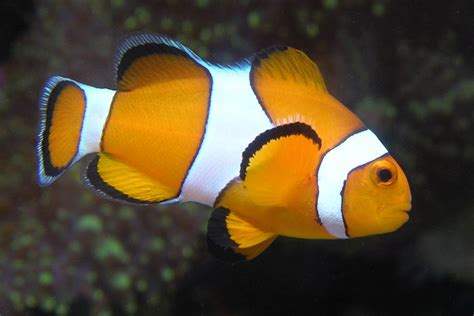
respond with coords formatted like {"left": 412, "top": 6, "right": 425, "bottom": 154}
{"left": 0, "top": 0, "right": 473, "bottom": 315}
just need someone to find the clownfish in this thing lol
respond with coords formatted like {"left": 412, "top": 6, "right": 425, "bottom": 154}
{"left": 37, "top": 34, "right": 411, "bottom": 261}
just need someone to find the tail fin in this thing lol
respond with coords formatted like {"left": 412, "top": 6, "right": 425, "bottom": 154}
{"left": 37, "top": 76, "right": 87, "bottom": 186}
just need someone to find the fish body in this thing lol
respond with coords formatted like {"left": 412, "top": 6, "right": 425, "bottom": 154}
{"left": 37, "top": 34, "right": 411, "bottom": 261}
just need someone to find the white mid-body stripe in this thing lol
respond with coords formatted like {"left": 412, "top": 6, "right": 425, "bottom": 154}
{"left": 181, "top": 65, "right": 273, "bottom": 206}
{"left": 76, "top": 84, "right": 115, "bottom": 158}
{"left": 317, "top": 130, "right": 388, "bottom": 239}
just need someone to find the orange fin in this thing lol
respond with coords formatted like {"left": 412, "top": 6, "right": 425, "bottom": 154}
{"left": 84, "top": 153, "right": 177, "bottom": 205}
{"left": 240, "top": 122, "right": 322, "bottom": 207}
{"left": 207, "top": 207, "right": 277, "bottom": 262}
{"left": 251, "top": 46, "right": 327, "bottom": 101}
{"left": 114, "top": 34, "right": 206, "bottom": 90}
{"left": 37, "top": 76, "right": 86, "bottom": 186}
{"left": 250, "top": 46, "right": 365, "bottom": 149}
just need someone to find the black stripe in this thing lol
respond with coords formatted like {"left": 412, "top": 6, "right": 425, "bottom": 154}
{"left": 340, "top": 180, "right": 350, "bottom": 237}
{"left": 249, "top": 46, "right": 288, "bottom": 123}
{"left": 314, "top": 186, "right": 322, "bottom": 226}
{"left": 41, "top": 80, "right": 85, "bottom": 177}
{"left": 314, "top": 128, "right": 368, "bottom": 225}
{"left": 117, "top": 42, "right": 189, "bottom": 85}
{"left": 240, "top": 122, "right": 321, "bottom": 181}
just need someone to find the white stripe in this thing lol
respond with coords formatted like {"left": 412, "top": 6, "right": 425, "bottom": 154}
{"left": 181, "top": 64, "right": 272, "bottom": 206}
{"left": 76, "top": 84, "right": 115, "bottom": 158}
{"left": 317, "top": 130, "right": 388, "bottom": 238}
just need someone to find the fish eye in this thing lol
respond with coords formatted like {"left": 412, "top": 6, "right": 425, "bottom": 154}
{"left": 378, "top": 168, "right": 392, "bottom": 183}
{"left": 370, "top": 160, "right": 397, "bottom": 186}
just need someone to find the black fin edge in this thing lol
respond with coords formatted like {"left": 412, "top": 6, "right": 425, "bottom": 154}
{"left": 115, "top": 33, "right": 209, "bottom": 86}
{"left": 207, "top": 207, "right": 246, "bottom": 262}
{"left": 116, "top": 42, "right": 189, "bottom": 85}
{"left": 39, "top": 80, "right": 84, "bottom": 179}
{"left": 116, "top": 33, "right": 257, "bottom": 74}
{"left": 240, "top": 122, "right": 322, "bottom": 180}
{"left": 252, "top": 45, "right": 289, "bottom": 67}
{"left": 85, "top": 155, "right": 161, "bottom": 205}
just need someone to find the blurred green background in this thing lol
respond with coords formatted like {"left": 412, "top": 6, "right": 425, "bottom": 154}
{"left": 0, "top": 0, "right": 473, "bottom": 315}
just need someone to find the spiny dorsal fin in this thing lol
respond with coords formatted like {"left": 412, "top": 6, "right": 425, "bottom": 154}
{"left": 252, "top": 46, "right": 327, "bottom": 95}
{"left": 240, "top": 123, "right": 321, "bottom": 207}
{"left": 114, "top": 34, "right": 206, "bottom": 90}
{"left": 84, "top": 153, "right": 178, "bottom": 205}
{"left": 207, "top": 207, "right": 276, "bottom": 262}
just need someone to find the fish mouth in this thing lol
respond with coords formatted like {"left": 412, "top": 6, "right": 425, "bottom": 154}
{"left": 401, "top": 202, "right": 412, "bottom": 214}
{"left": 399, "top": 202, "right": 412, "bottom": 214}
{"left": 380, "top": 203, "right": 412, "bottom": 222}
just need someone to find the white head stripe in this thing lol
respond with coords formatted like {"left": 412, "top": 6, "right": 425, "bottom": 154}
{"left": 317, "top": 129, "right": 388, "bottom": 238}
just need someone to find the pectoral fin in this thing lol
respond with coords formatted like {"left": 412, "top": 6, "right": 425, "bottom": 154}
{"left": 210, "top": 123, "right": 325, "bottom": 248}
{"left": 207, "top": 207, "right": 276, "bottom": 262}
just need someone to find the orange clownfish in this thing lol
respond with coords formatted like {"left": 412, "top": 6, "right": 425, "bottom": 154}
{"left": 37, "top": 34, "right": 411, "bottom": 261}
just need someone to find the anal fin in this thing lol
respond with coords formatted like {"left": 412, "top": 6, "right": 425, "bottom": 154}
{"left": 85, "top": 153, "right": 178, "bottom": 204}
{"left": 207, "top": 207, "right": 276, "bottom": 262}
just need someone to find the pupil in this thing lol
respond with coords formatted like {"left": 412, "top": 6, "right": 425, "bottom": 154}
{"left": 378, "top": 168, "right": 392, "bottom": 182}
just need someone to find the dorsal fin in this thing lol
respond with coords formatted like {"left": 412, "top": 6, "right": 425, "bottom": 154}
{"left": 114, "top": 34, "right": 206, "bottom": 91}
{"left": 84, "top": 153, "right": 178, "bottom": 205}
{"left": 252, "top": 46, "right": 327, "bottom": 95}
{"left": 249, "top": 46, "right": 364, "bottom": 149}
{"left": 240, "top": 123, "right": 322, "bottom": 207}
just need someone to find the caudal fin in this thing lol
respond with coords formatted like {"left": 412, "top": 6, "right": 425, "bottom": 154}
{"left": 37, "top": 76, "right": 87, "bottom": 186}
